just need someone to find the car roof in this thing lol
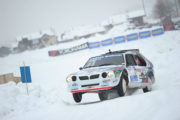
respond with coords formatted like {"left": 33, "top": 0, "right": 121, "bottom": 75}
{"left": 89, "top": 49, "right": 140, "bottom": 60}
{"left": 102, "top": 49, "right": 139, "bottom": 56}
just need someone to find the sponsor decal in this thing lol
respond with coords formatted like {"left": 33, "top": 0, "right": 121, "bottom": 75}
{"left": 87, "top": 70, "right": 95, "bottom": 73}
{"left": 71, "top": 83, "right": 78, "bottom": 90}
{"left": 102, "top": 79, "right": 110, "bottom": 86}
{"left": 153, "top": 30, "right": 162, "bottom": 34}
{"left": 115, "top": 71, "right": 120, "bottom": 77}
{"left": 115, "top": 37, "right": 124, "bottom": 41}
{"left": 152, "top": 28, "right": 164, "bottom": 36}
{"left": 139, "top": 72, "right": 148, "bottom": 83}
{"left": 102, "top": 39, "right": 112, "bottom": 45}
{"left": 130, "top": 75, "right": 138, "bottom": 81}
{"left": 103, "top": 79, "right": 111, "bottom": 83}
{"left": 114, "top": 36, "right": 125, "bottom": 44}
{"left": 90, "top": 54, "right": 123, "bottom": 61}
{"left": 134, "top": 70, "right": 137, "bottom": 75}
{"left": 112, "top": 67, "right": 123, "bottom": 72}
{"left": 90, "top": 43, "right": 100, "bottom": 47}
{"left": 135, "top": 68, "right": 141, "bottom": 72}
{"left": 127, "top": 33, "right": 138, "bottom": 41}
{"left": 71, "top": 87, "right": 78, "bottom": 90}
{"left": 72, "top": 83, "right": 78, "bottom": 86}
{"left": 141, "top": 32, "right": 150, "bottom": 37}
{"left": 88, "top": 42, "right": 101, "bottom": 48}
{"left": 101, "top": 82, "right": 109, "bottom": 86}
{"left": 128, "top": 35, "right": 137, "bottom": 39}
{"left": 50, "top": 42, "right": 88, "bottom": 56}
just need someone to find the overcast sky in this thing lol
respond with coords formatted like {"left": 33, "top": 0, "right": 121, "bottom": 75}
{"left": 0, "top": 0, "right": 156, "bottom": 47}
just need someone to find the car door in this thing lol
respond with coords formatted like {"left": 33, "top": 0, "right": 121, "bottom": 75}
{"left": 125, "top": 54, "right": 139, "bottom": 87}
{"left": 133, "top": 54, "right": 149, "bottom": 85}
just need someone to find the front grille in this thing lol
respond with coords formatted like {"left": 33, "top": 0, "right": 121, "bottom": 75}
{"left": 81, "top": 83, "right": 99, "bottom": 87}
{"left": 90, "top": 74, "right": 99, "bottom": 79}
{"left": 79, "top": 76, "right": 89, "bottom": 80}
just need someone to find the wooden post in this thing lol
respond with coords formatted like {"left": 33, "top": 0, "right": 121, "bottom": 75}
{"left": 112, "top": 37, "right": 115, "bottom": 45}
{"left": 138, "top": 32, "right": 140, "bottom": 40}
{"left": 23, "top": 62, "right": 29, "bottom": 96}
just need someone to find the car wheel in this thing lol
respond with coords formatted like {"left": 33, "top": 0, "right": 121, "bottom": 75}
{"left": 73, "top": 93, "right": 82, "bottom": 103}
{"left": 143, "top": 85, "right": 152, "bottom": 93}
{"left": 98, "top": 91, "right": 108, "bottom": 101}
{"left": 117, "top": 75, "right": 127, "bottom": 96}
{"left": 143, "top": 76, "right": 152, "bottom": 93}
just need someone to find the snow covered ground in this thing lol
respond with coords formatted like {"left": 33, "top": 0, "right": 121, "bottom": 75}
{"left": 0, "top": 30, "right": 180, "bottom": 120}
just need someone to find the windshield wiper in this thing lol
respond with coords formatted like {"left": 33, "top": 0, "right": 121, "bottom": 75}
{"left": 99, "top": 64, "right": 113, "bottom": 66}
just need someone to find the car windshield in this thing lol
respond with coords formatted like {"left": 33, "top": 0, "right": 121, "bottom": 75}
{"left": 83, "top": 54, "right": 124, "bottom": 69}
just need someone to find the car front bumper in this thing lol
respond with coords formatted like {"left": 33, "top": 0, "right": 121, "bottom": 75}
{"left": 71, "top": 86, "right": 114, "bottom": 93}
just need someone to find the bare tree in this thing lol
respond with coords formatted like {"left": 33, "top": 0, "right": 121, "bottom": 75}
{"left": 153, "top": 0, "right": 175, "bottom": 22}
{"left": 177, "top": 0, "right": 180, "bottom": 7}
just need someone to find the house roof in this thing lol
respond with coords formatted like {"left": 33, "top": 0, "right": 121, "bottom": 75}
{"left": 127, "top": 10, "right": 145, "bottom": 19}
{"left": 16, "top": 29, "right": 56, "bottom": 42}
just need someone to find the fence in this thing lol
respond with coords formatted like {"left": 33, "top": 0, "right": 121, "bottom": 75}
{"left": 48, "top": 27, "right": 164, "bottom": 56}
{"left": 88, "top": 27, "right": 164, "bottom": 49}
{"left": 49, "top": 42, "right": 89, "bottom": 56}
{"left": 0, "top": 73, "right": 21, "bottom": 84}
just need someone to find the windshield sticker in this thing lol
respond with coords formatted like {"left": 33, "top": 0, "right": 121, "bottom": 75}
{"left": 90, "top": 54, "right": 123, "bottom": 61}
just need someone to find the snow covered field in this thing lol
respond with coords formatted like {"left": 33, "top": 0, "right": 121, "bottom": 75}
{"left": 0, "top": 30, "right": 180, "bottom": 120}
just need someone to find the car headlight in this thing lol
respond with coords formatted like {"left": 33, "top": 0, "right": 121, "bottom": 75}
{"left": 66, "top": 76, "right": 72, "bottom": 82}
{"left": 102, "top": 72, "right": 107, "bottom": 78}
{"left": 108, "top": 71, "right": 114, "bottom": 77}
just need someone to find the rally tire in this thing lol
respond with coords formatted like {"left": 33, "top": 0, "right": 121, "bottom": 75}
{"left": 98, "top": 92, "right": 108, "bottom": 101}
{"left": 116, "top": 74, "right": 127, "bottom": 97}
{"left": 143, "top": 76, "right": 153, "bottom": 93}
{"left": 73, "top": 93, "right": 82, "bottom": 103}
{"left": 143, "top": 86, "right": 152, "bottom": 93}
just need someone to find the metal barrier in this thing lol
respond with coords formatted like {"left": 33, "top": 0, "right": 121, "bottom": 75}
{"left": 88, "top": 27, "right": 164, "bottom": 49}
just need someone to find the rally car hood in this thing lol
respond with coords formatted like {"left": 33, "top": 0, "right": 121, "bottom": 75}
{"left": 70, "top": 65, "right": 124, "bottom": 76}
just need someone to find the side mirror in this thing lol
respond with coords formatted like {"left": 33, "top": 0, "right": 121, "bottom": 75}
{"left": 79, "top": 67, "right": 83, "bottom": 70}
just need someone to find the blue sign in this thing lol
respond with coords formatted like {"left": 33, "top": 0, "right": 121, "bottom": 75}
{"left": 88, "top": 42, "right": 101, "bottom": 49}
{"left": 114, "top": 36, "right": 125, "bottom": 44}
{"left": 20, "top": 66, "right": 32, "bottom": 83}
{"left": 139, "top": 31, "right": 151, "bottom": 39}
{"left": 127, "top": 33, "right": 138, "bottom": 41}
{"left": 101, "top": 38, "right": 113, "bottom": 46}
{"left": 152, "top": 28, "right": 164, "bottom": 36}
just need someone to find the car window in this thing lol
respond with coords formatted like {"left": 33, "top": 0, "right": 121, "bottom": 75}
{"left": 125, "top": 54, "right": 136, "bottom": 66}
{"left": 134, "top": 55, "right": 146, "bottom": 66}
{"left": 83, "top": 54, "right": 124, "bottom": 68}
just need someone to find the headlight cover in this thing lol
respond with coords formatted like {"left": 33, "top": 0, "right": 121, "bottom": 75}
{"left": 108, "top": 71, "right": 114, "bottom": 77}
{"left": 66, "top": 76, "right": 72, "bottom": 82}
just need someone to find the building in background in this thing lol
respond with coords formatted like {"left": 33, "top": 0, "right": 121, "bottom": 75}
{"left": 127, "top": 10, "right": 145, "bottom": 26}
{"left": 14, "top": 29, "right": 58, "bottom": 53}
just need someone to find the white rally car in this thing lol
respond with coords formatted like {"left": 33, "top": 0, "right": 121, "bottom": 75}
{"left": 66, "top": 49, "right": 155, "bottom": 103}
